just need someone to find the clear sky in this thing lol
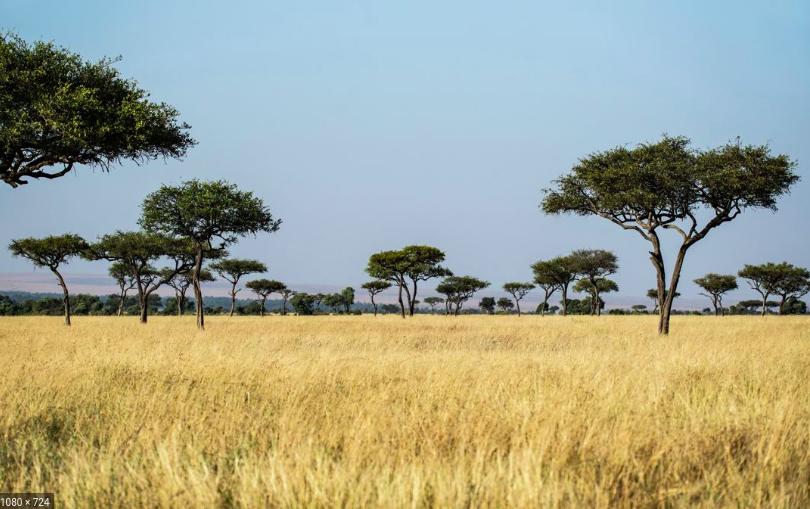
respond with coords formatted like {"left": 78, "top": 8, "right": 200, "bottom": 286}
{"left": 1, "top": 0, "right": 808, "bottom": 305}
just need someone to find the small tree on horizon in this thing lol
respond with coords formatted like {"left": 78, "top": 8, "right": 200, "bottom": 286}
{"left": 570, "top": 249, "right": 618, "bottom": 316}
{"left": 574, "top": 277, "right": 619, "bottom": 315}
{"left": 436, "top": 276, "right": 489, "bottom": 316}
{"left": 361, "top": 280, "right": 392, "bottom": 316}
{"left": 531, "top": 255, "right": 580, "bottom": 316}
{"left": 694, "top": 274, "right": 738, "bottom": 316}
{"left": 109, "top": 261, "right": 137, "bottom": 317}
{"left": 479, "top": 297, "right": 496, "bottom": 314}
{"left": 163, "top": 268, "right": 215, "bottom": 316}
{"left": 210, "top": 259, "right": 267, "bottom": 316}
{"left": 502, "top": 282, "right": 534, "bottom": 316}
{"left": 542, "top": 135, "right": 797, "bottom": 334}
{"left": 423, "top": 296, "right": 444, "bottom": 313}
{"left": 246, "top": 279, "right": 284, "bottom": 317}
{"left": 8, "top": 234, "right": 89, "bottom": 325}
{"left": 496, "top": 297, "right": 514, "bottom": 314}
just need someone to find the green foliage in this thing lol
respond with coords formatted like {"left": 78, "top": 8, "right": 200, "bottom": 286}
{"left": 290, "top": 293, "right": 317, "bottom": 315}
{"left": 140, "top": 180, "right": 281, "bottom": 247}
{"left": 0, "top": 33, "right": 194, "bottom": 188}
{"left": 366, "top": 245, "right": 451, "bottom": 315}
{"left": 9, "top": 234, "right": 89, "bottom": 270}
{"left": 496, "top": 297, "right": 514, "bottom": 313}
{"left": 478, "top": 297, "right": 496, "bottom": 314}
{"left": 436, "top": 276, "right": 489, "bottom": 315}
{"left": 694, "top": 273, "right": 738, "bottom": 315}
{"left": 209, "top": 259, "right": 267, "bottom": 284}
{"left": 361, "top": 280, "right": 392, "bottom": 294}
{"left": 542, "top": 135, "right": 797, "bottom": 331}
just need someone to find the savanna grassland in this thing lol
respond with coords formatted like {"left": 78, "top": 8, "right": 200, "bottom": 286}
{"left": 1, "top": 315, "right": 808, "bottom": 508}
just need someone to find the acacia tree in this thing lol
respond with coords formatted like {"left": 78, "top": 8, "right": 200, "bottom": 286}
{"left": 209, "top": 259, "right": 267, "bottom": 316}
{"left": 530, "top": 255, "right": 580, "bottom": 316}
{"left": 0, "top": 33, "right": 194, "bottom": 188}
{"left": 496, "top": 297, "right": 514, "bottom": 314}
{"left": 163, "top": 268, "right": 215, "bottom": 316}
{"left": 694, "top": 274, "right": 738, "bottom": 316}
{"left": 570, "top": 249, "right": 617, "bottom": 316}
{"left": 502, "top": 282, "right": 534, "bottom": 316}
{"left": 436, "top": 276, "right": 489, "bottom": 316}
{"left": 423, "top": 296, "right": 444, "bottom": 313}
{"left": 246, "top": 279, "right": 276, "bottom": 317}
{"left": 738, "top": 263, "right": 783, "bottom": 316}
{"left": 140, "top": 180, "right": 281, "bottom": 330}
{"left": 366, "top": 246, "right": 451, "bottom": 318}
{"left": 8, "top": 234, "right": 89, "bottom": 325}
{"left": 361, "top": 280, "right": 391, "bottom": 316}
{"left": 109, "top": 261, "right": 137, "bottom": 317}
{"left": 91, "top": 231, "right": 198, "bottom": 323}
{"left": 279, "top": 288, "right": 296, "bottom": 316}
{"left": 771, "top": 264, "right": 810, "bottom": 315}
{"left": 479, "top": 297, "right": 496, "bottom": 314}
{"left": 574, "top": 278, "right": 618, "bottom": 315}
{"left": 542, "top": 136, "right": 797, "bottom": 334}
{"left": 531, "top": 261, "right": 561, "bottom": 317}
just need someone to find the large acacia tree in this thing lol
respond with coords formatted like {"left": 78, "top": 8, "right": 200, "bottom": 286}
{"left": 8, "top": 234, "right": 89, "bottom": 325}
{"left": 543, "top": 136, "right": 797, "bottom": 334}
{"left": 140, "top": 180, "right": 281, "bottom": 330}
{"left": 0, "top": 33, "right": 194, "bottom": 188}
{"left": 210, "top": 259, "right": 267, "bottom": 316}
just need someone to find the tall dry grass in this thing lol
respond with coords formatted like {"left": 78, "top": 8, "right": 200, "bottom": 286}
{"left": 0, "top": 315, "right": 808, "bottom": 508}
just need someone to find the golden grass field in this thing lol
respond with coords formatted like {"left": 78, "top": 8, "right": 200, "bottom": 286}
{"left": 1, "top": 315, "right": 808, "bottom": 508}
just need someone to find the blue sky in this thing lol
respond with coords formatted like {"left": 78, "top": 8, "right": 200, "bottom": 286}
{"left": 1, "top": 0, "right": 808, "bottom": 305}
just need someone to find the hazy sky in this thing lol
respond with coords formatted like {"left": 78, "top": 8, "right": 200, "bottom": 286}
{"left": 1, "top": 0, "right": 808, "bottom": 305}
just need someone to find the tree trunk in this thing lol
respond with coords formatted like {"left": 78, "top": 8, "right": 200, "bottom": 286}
{"left": 408, "top": 281, "right": 418, "bottom": 316}
{"left": 561, "top": 285, "right": 569, "bottom": 316}
{"left": 192, "top": 246, "right": 205, "bottom": 330}
{"left": 778, "top": 295, "right": 786, "bottom": 315}
{"left": 595, "top": 289, "right": 602, "bottom": 316}
{"left": 371, "top": 294, "right": 377, "bottom": 316}
{"left": 659, "top": 244, "right": 689, "bottom": 335}
{"left": 176, "top": 290, "right": 183, "bottom": 316}
{"left": 229, "top": 282, "right": 238, "bottom": 317}
{"left": 515, "top": 299, "right": 521, "bottom": 316}
{"left": 397, "top": 284, "right": 406, "bottom": 318}
{"left": 135, "top": 273, "right": 147, "bottom": 324}
{"left": 282, "top": 296, "right": 288, "bottom": 316}
{"left": 260, "top": 296, "right": 266, "bottom": 317}
{"left": 648, "top": 234, "right": 668, "bottom": 334}
{"left": 52, "top": 268, "right": 71, "bottom": 326}
{"left": 117, "top": 288, "right": 126, "bottom": 317}
{"left": 140, "top": 290, "right": 151, "bottom": 324}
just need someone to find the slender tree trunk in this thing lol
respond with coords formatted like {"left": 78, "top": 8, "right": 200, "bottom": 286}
{"left": 648, "top": 234, "right": 668, "bottom": 334}
{"left": 401, "top": 283, "right": 412, "bottom": 318}
{"left": 778, "top": 295, "right": 786, "bottom": 315}
{"left": 229, "top": 282, "right": 238, "bottom": 317}
{"left": 561, "top": 285, "right": 569, "bottom": 316}
{"left": 408, "top": 281, "right": 418, "bottom": 316}
{"left": 140, "top": 289, "right": 151, "bottom": 324}
{"left": 260, "top": 296, "right": 266, "bottom": 317}
{"left": 595, "top": 289, "right": 602, "bottom": 316}
{"left": 176, "top": 290, "right": 183, "bottom": 316}
{"left": 660, "top": 244, "right": 689, "bottom": 335}
{"left": 192, "top": 247, "right": 205, "bottom": 330}
{"left": 117, "top": 288, "right": 126, "bottom": 317}
{"left": 759, "top": 292, "right": 768, "bottom": 317}
{"left": 52, "top": 268, "right": 71, "bottom": 326}
{"left": 135, "top": 273, "right": 147, "bottom": 324}
{"left": 397, "top": 283, "right": 406, "bottom": 318}
{"left": 371, "top": 294, "right": 377, "bottom": 316}
{"left": 282, "top": 296, "right": 288, "bottom": 316}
